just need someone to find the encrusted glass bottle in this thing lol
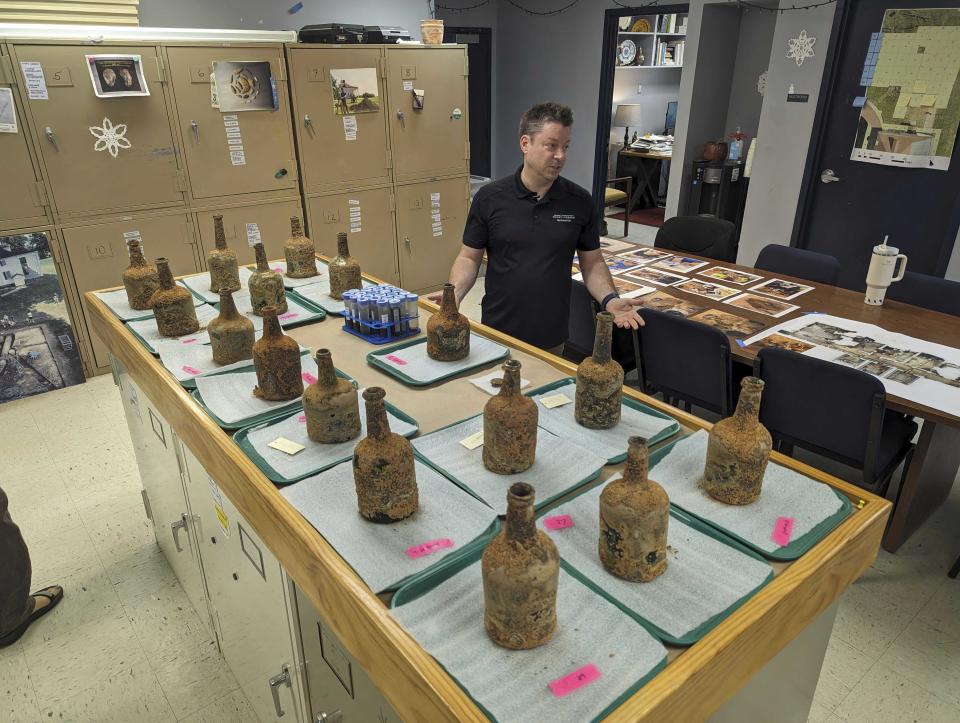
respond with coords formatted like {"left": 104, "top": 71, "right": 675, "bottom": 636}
{"left": 481, "top": 483, "right": 559, "bottom": 650}
{"left": 207, "top": 214, "right": 240, "bottom": 293}
{"left": 329, "top": 232, "right": 362, "bottom": 300}
{"left": 575, "top": 311, "right": 624, "bottom": 429}
{"left": 121, "top": 239, "right": 159, "bottom": 311}
{"left": 208, "top": 288, "right": 254, "bottom": 365}
{"left": 353, "top": 387, "right": 418, "bottom": 523}
{"left": 483, "top": 360, "right": 537, "bottom": 474}
{"left": 284, "top": 216, "right": 318, "bottom": 279}
{"left": 599, "top": 437, "right": 670, "bottom": 582}
{"left": 303, "top": 348, "right": 360, "bottom": 443}
{"left": 248, "top": 242, "right": 287, "bottom": 316}
{"left": 252, "top": 306, "right": 303, "bottom": 401}
{"left": 150, "top": 258, "right": 199, "bottom": 338}
{"left": 702, "top": 377, "right": 772, "bottom": 505}
{"left": 426, "top": 283, "right": 470, "bottom": 361}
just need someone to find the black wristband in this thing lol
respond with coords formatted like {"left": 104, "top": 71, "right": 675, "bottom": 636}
{"left": 600, "top": 292, "right": 620, "bottom": 311}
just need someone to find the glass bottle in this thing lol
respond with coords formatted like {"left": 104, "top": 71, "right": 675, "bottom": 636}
{"left": 353, "top": 387, "right": 418, "bottom": 523}
{"left": 248, "top": 242, "right": 287, "bottom": 316}
{"left": 481, "top": 482, "right": 559, "bottom": 650}
{"left": 303, "top": 348, "right": 360, "bottom": 443}
{"left": 208, "top": 287, "right": 254, "bottom": 365}
{"left": 702, "top": 377, "right": 772, "bottom": 505}
{"left": 329, "top": 232, "right": 362, "bottom": 300}
{"left": 252, "top": 306, "right": 303, "bottom": 401}
{"left": 150, "top": 258, "right": 199, "bottom": 338}
{"left": 207, "top": 214, "right": 240, "bottom": 293}
{"left": 599, "top": 437, "right": 669, "bottom": 582}
{"left": 121, "top": 239, "right": 159, "bottom": 311}
{"left": 283, "top": 216, "right": 318, "bottom": 279}
{"left": 483, "top": 360, "right": 537, "bottom": 474}
{"left": 575, "top": 311, "right": 624, "bottom": 429}
{"left": 426, "top": 283, "right": 470, "bottom": 361}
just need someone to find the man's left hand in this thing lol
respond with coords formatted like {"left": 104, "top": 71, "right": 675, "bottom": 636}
{"left": 606, "top": 298, "right": 645, "bottom": 330}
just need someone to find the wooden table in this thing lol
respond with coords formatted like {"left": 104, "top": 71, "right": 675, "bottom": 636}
{"left": 610, "top": 250, "right": 960, "bottom": 552}
{"left": 617, "top": 149, "right": 672, "bottom": 209}
{"left": 85, "top": 262, "right": 891, "bottom": 722}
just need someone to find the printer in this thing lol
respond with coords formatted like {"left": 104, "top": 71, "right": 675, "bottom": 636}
{"left": 363, "top": 26, "right": 412, "bottom": 43}
{"left": 298, "top": 24, "right": 366, "bottom": 44}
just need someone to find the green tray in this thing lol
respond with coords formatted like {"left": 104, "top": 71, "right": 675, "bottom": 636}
{"left": 366, "top": 335, "right": 509, "bottom": 387}
{"left": 234, "top": 398, "right": 420, "bottom": 485}
{"left": 649, "top": 435, "right": 853, "bottom": 561}
{"left": 125, "top": 302, "right": 217, "bottom": 356}
{"left": 213, "top": 291, "right": 327, "bottom": 328}
{"left": 525, "top": 377, "right": 682, "bottom": 463}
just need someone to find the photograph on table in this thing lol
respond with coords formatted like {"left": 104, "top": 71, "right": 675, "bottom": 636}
{"left": 698, "top": 266, "right": 764, "bottom": 286}
{"left": 598, "top": 237, "right": 636, "bottom": 254}
{"left": 674, "top": 279, "right": 741, "bottom": 301}
{"left": 213, "top": 61, "right": 276, "bottom": 111}
{"left": 724, "top": 292, "right": 799, "bottom": 317}
{"left": 624, "top": 266, "right": 687, "bottom": 287}
{"left": 330, "top": 67, "right": 381, "bottom": 115}
{"left": 604, "top": 256, "right": 642, "bottom": 275}
{"left": 615, "top": 246, "right": 672, "bottom": 265}
{"left": 833, "top": 353, "right": 863, "bottom": 367}
{"left": 689, "top": 309, "right": 767, "bottom": 338}
{"left": 612, "top": 276, "right": 656, "bottom": 299}
{"left": 886, "top": 369, "right": 920, "bottom": 385}
{"left": 749, "top": 277, "right": 815, "bottom": 301}
{"left": 634, "top": 290, "right": 706, "bottom": 317}
{"left": 748, "top": 333, "right": 816, "bottom": 354}
{"left": 860, "top": 360, "right": 892, "bottom": 376}
{"left": 651, "top": 256, "right": 710, "bottom": 274}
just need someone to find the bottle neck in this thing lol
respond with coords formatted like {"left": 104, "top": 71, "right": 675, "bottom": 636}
{"left": 498, "top": 364, "right": 521, "bottom": 398}
{"left": 214, "top": 217, "right": 227, "bottom": 250}
{"left": 336, "top": 235, "right": 350, "bottom": 258}
{"left": 156, "top": 260, "right": 174, "bottom": 289}
{"left": 623, "top": 440, "right": 649, "bottom": 485}
{"left": 505, "top": 491, "right": 536, "bottom": 542}
{"left": 316, "top": 351, "right": 337, "bottom": 387}
{"left": 734, "top": 380, "right": 763, "bottom": 424}
{"left": 440, "top": 284, "right": 458, "bottom": 315}
{"left": 365, "top": 396, "right": 391, "bottom": 439}
{"left": 218, "top": 291, "right": 240, "bottom": 319}
{"left": 262, "top": 312, "right": 282, "bottom": 338}
{"left": 291, "top": 217, "right": 304, "bottom": 238}
{"left": 592, "top": 313, "right": 613, "bottom": 363}
{"left": 128, "top": 242, "right": 146, "bottom": 267}
{"left": 254, "top": 244, "right": 268, "bottom": 271}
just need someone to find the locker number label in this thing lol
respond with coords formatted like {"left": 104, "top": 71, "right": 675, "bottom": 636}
{"left": 190, "top": 66, "right": 209, "bottom": 83}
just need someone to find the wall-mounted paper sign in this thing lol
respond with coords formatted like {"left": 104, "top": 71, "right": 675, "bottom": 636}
{"left": 85, "top": 55, "right": 150, "bottom": 98}
{"left": 213, "top": 61, "right": 276, "bottom": 112}
{"left": 330, "top": 68, "right": 381, "bottom": 115}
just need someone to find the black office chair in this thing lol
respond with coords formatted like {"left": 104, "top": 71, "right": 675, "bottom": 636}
{"left": 566, "top": 280, "right": 636, "bottom": 371}
{"left": 753, "top": 348, "right": 916, "bottom": 495}
{"left": 653, "top": 215, "right": 737, "bottom": 263}
{"left": 885, "top": 271, "right": 960, "bottom": 316}
{"left": 637, "top": 307, "right": 733, "bottom": 416}
{"left": 754, "top": 245, "right": 841, "bottom": 286}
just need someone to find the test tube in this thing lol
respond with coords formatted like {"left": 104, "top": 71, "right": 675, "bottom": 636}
{"left": 389, "top": 295, "right": 403, "bottom": 335}
{"left": 358, "top": 297, "right": 372, "bottom": 334}
{"left": 406, "top": 293, "right": 420, "bottom": 331}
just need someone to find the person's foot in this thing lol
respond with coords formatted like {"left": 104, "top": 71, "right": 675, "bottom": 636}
{"left": 31, "top": 585, "right": 63, "bottom": 615}
{"left": 0, "top": 584, "right": 64, "bottom": 648}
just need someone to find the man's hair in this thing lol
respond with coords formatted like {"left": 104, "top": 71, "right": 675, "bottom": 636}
{"left": 519, "top": 102, "right": 573, "bottom": 139}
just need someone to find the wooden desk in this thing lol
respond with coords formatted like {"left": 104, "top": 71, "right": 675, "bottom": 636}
{"left": 617, "top": 149, "right": 672, "bottom": 210}
{"left": 610, "top": 250, "right": 960, "bottom": 552}
{"left": 85, "top": 262, "right": 889, "bottom": 722}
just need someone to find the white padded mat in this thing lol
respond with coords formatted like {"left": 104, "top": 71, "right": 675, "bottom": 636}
{"left": 94, "top": 283, "right": 200, "bottom": 321}
{"left": 228, "top": 292, "right": 320, "bottom": 331}
{"left": 281, "top": 460, "right": 496, "bottom": 592}
{"left": 181, "top": 267, "right": 254, "bottom": 303}
{"left": 257, "top": 260, "right": 326, "bottom": 288}
{"left": 126, "top": 303, "right": 219, "bottom": 353}
{"left": 539, "top": 484, "right": 772, "bottom": 640}
{"left": 412, "top": 415, "right": 607, "bottom": 513}
{"left": 158, "top": 342, "right": 308, "bottom": 383}
{"left": 529, "top": 379, "right": 678, "bottom": 462}
{"left": 294, "top": 277, "right": 375, "bottom": 314}
{"left": 652, "top": 431, "right": 845, "bottom": 553}
{"left": 372, "top": 334, "right": 509, "bottom": 384}
{"left": 390, "top": 565, "right": 667, "bottom": 722}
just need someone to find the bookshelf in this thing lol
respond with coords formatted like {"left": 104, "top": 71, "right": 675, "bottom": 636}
{"left": 615, "top": 12, "right": 687, "bottom": 69}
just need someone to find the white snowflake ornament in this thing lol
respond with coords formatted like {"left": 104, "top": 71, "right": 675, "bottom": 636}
{"left": 787, "top": 30, "right": 816, "bottom": 67}
{"left": 757, "top": 71, "right": 768, "bottom": 96}
{"left": 89, "top": 117, "right": 131, "bottom": 158}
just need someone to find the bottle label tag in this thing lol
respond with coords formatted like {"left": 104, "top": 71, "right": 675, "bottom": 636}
{"left": 544, "top": 514, "right": 575, "bottom": 531}
{"left": 297, "top": 414, "right": 307, "bottom": 423}
{"left": 268, "top": 437, "right": 305, "bottom": 455}
{"left": 279, "top": 312, "right": 299, "bottom": 320}
{"left": 459, "top": 431, "right": 484, "bottom": 450}
{"left": 549, "top": 664, "right": 601, "bottom": 698}
{"left": 540, "top": 393, "right": 572, "bottom": 409}
{"left": 385, "top": 354, "right": 407, "bottom": 366}
{"left": 181, "top": 338, "right": 199, "bottom": 344}
{"left": 181, "top": 365, "right": 202, "bottom": 376}
{"left": 772, "top": 516, "right": 795, "bottom": 547}
{"left": 301, "top": 372, "right": 317, "bottom": 385}
{"left": 405, "top": 538, "right": 454, "bottom": 559}
{"left": 274, "top": 266, "right": 284, "bottom": 273}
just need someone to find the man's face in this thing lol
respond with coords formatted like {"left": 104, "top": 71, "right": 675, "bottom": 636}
{"left": 520, "top": 121, "right": 571, "bottom": 182}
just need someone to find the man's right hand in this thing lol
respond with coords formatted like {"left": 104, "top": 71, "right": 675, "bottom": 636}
{"left": 426, "top": 291, "right": 443, "bottom": 304}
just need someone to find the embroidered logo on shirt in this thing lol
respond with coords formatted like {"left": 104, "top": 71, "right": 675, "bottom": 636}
{"left": 552, "top": 213, "right": 576, "bottom": 223}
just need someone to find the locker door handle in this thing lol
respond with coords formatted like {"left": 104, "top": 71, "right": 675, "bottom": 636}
{"left": 190, "top": 120, "right": 200, "bottom": 142}
{"left": 268, "top": 664, "right": 292, "bottom": 717}
{"left": 304, "top": 114, "right": 313, "bottom": 130}
{"left": 396, "top": 109, "right": 405, "bottom": 128}
{"left": 404, "top": 236, "right": 412, "bottom": 252}
{"left": 44, "top": 127, "right": 60, "bottom": 152}
{"left": 170, "top": 513, "right": 188, "bottom": 552}
{"left": 316, "top": 711, "right": 343, "bottom": 723}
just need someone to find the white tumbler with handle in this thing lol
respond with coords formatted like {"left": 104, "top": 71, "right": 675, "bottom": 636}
{"left": 864, "top": 236, "right": 907, "bottom": 306}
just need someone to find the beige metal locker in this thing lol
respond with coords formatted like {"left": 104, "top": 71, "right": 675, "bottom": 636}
{"left": 385, "top": 47, "right": 469, "bottom": 183}
{"left": 394, "top": 176, "right": 469, "bottom": 293}
{"left": 10, "top": 43, "right": 184, "bottom": 217}
{"left": 306, "top": 186, "right": 398, "bottom": 285}
{"left": 165, "top": 46, "right": 298, "bottom": 201}
{"left": 286, "top": 45, "right": 392, "bottom": 194}
{"left": 0, "top": 45, "right": 49, "bottom": 229}
{"left": 194, "top": 197, "right": 302, "bottom": 269}
{"left": 61, "top": 211, "right": 199, "bottom": 369}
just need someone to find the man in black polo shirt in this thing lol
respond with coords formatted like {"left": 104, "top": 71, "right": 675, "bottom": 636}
{"left": 430, "top": 102, "right": 643, "bottom": 353}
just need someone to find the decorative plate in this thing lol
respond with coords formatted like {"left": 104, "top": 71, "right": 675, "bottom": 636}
{"left": 618, "top": 40, "right": 638, "bottom": 66}
{"left": 619, "top": 16, "right": 633, "bottom": 31}
{"left": 630, "top": 18, "right": 652, "bottom": 33}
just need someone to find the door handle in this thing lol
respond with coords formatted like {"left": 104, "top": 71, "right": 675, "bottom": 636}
{"left": 404, "top": 236, "right": 412, "bottom": 252}
{"left": 304, "top": 114, "right": 313, "bottom": 131}
{"left": 316, "top": 711, "right": 343, "bottom": 723}
{"left": 190, "top": 120, "right": 199, "bottom": 142}
{"left": 396, "top": 109, "right": 405, "bottom": 128}
{"left": 44, "top": 127, "right": 60, "bottom": 152}
{"left": 170, "top": 513, "right": 188, "bottom": 552}
{"left": 820, "top": 169, "right": 840, "bottom": 183}
{"left": 268, "top": 663, "right": 292, "bottom": 717}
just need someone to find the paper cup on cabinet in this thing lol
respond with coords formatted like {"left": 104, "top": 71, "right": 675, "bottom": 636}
{"left": 421, "top": 19, "right": 444, "bottom": 44}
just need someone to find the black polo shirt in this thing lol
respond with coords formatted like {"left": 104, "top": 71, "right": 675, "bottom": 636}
{"left": 463, "top": 167, "right": 600, "bottom": 348}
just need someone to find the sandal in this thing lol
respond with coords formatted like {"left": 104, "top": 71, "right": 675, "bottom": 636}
{"left": 0, "top": 585, "right": 64, "bottom": 648}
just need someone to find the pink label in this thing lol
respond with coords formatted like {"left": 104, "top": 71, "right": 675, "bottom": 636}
{"left": 385, "top": 354, "right": 407, "bottom": 366}
{"left": 772, "top": 516, "right": 795, "bottom": 547}
{"left": 297, "top": 414, "right": 307, "bottom": 423}
{"left": 544, "top": 514, "right": 575, "bottom": 531}
{"left": 181, "top": 338, "right": 198, "bottom": 344}
{"left": 279, "top": 312, "right": 299, "bottom": 320}
{"left": 273, "top": 266, "right": 283, "bottom": 273}
{"left": 181, "top": 365, "right": 202, "bottom": 375}
{"left": 302, "top": 372, "right": 317, "bottom": 384}
{"left": 405, "top": 538, "right": 454, "bottom": 559}
{"left": 549, "top": 664, "right": 601, "bottom": 698}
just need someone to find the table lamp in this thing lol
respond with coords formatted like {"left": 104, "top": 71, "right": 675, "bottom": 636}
{"left": 613, "top": 104, "right": 644, "bottom": 148}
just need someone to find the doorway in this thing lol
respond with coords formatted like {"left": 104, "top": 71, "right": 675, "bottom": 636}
{"left": 443, "top": 25, "right": 493, "bottom": 178}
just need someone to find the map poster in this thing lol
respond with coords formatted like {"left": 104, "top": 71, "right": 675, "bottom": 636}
{"left": 851, "top": 8, "right": 960, "bottom": 171}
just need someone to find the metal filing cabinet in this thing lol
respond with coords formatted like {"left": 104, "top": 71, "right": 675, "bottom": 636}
{"left": 305, "top": 187, "right": 399, "bottom": 285}
{"left": 10, "top": 42, "right": 184, "bottom": 219}
{"left": 194, "top": 197, "right": 303, "bottom": 269}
